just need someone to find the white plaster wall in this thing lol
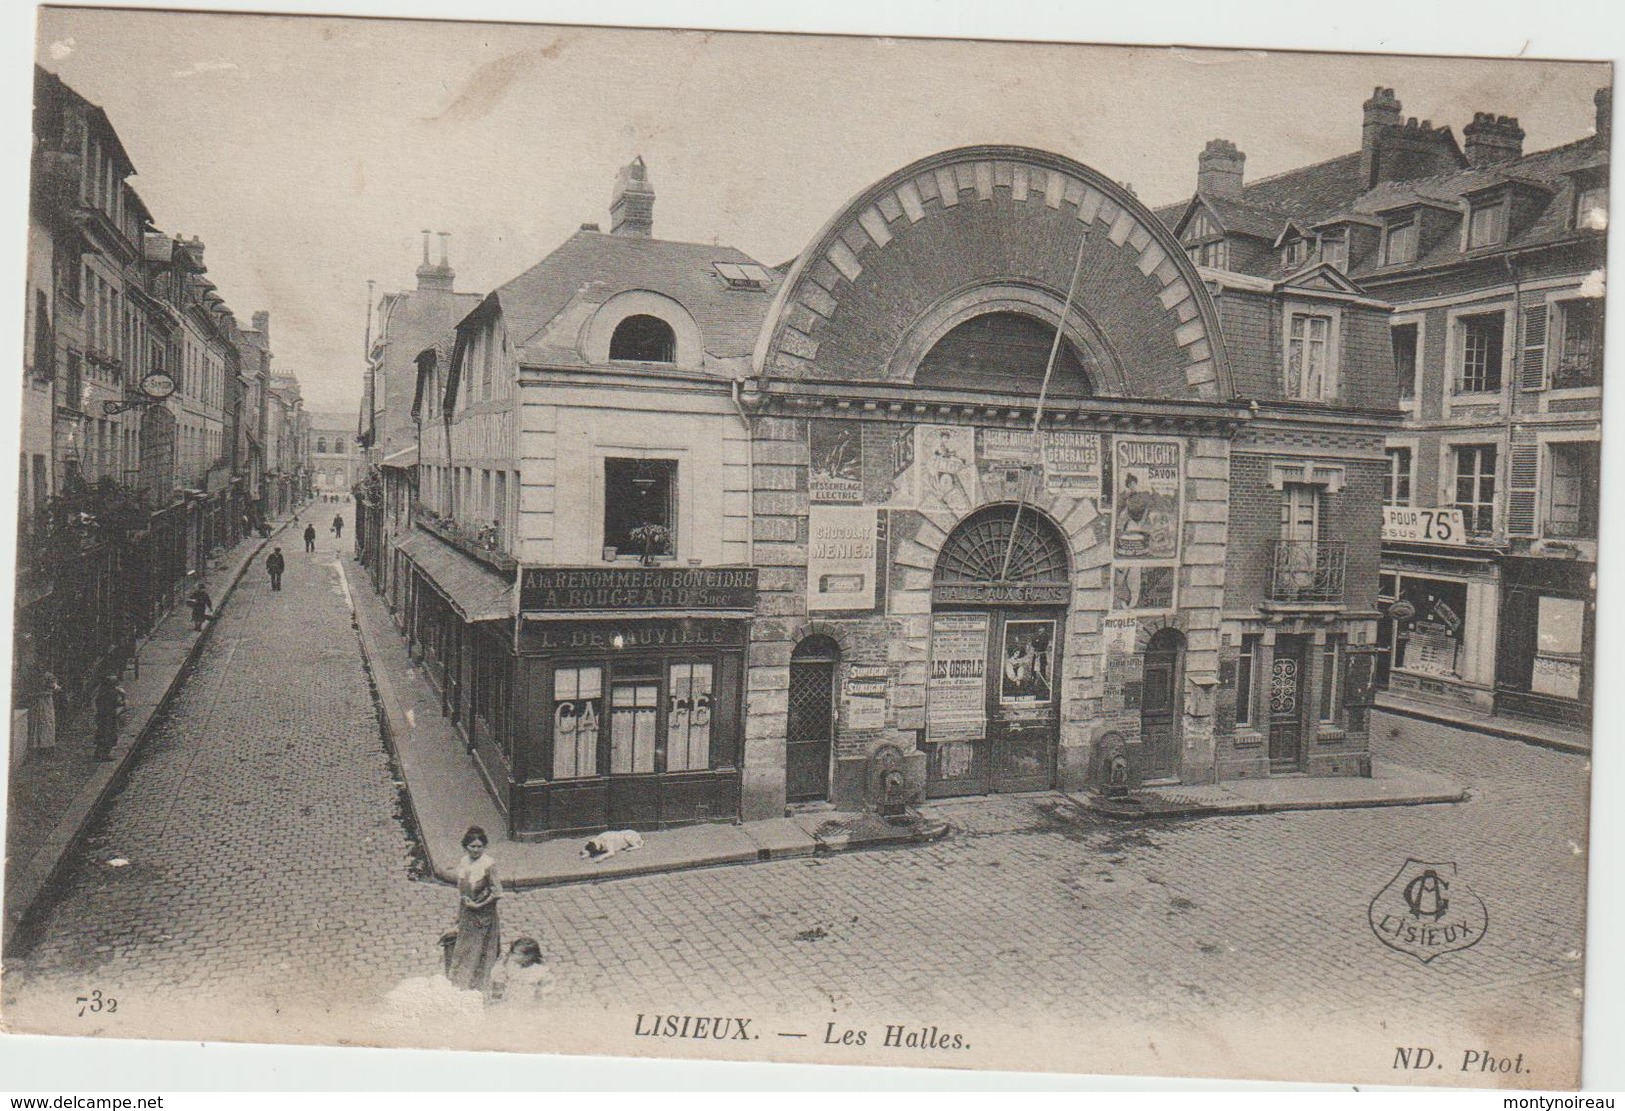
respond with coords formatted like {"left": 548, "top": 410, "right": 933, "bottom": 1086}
{"left": 517, "top": 382, "right": 748, "bottom": 568}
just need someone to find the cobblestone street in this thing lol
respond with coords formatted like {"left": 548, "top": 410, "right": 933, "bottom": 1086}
{"left": 3, "top": 544, "right": 1591, "bottom": 1083}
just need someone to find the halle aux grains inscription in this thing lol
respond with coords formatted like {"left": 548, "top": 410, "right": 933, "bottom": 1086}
{"left": 521, "top": 567, "right": 758, "bottom": 613}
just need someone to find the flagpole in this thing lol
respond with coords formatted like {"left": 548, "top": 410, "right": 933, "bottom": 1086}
{"left": 999, "top": 228, "right": 1089, "bottom": 582}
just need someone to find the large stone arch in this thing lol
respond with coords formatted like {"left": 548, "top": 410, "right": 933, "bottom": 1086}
{"left": 754, "top": 146, "right": 1231, "bottom": 401}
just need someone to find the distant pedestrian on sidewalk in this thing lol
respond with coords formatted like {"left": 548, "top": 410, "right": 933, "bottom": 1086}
{"left": 93, "top": 673, "right": 125, "bottom": 762}
{"left": 304, "top": 523, "right": 317, "bottom": 553}
{"left": 332, "top": 513, "right": 344, "bottom": 540}
{"left": 446, "top": 826, "right": 502, "bottom": 994}
{"left": 266, "top": 546, "right": 286, "bottom": 591}
{"left": 188, "top": 581, "right": 214, "bottom": 631}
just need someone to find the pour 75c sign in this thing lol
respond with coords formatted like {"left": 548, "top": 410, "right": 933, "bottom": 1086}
{"left": 1381, "top": 506, "right": 1467, "bottom": 545}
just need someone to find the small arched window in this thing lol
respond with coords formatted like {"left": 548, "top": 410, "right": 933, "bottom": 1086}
{"left": 317, "top": 437, "right": 328, "bottom": 454}
{"left": 609, "top": 314, "right": 677, "bottom": 363}
{"left": 335, "top": 438, "right": 345, "bottom": 455}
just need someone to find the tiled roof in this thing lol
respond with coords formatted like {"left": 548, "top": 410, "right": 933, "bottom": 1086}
{"left": 1199, "top": 195, "right": 1296, "bottom": 240}
{"left": 1157, "top": 134, "right": 1605, "bottom": 280}
{"left": 1234, "top": 152, "right": 1368, "bottom": 220}
{"left": 486, "top": 230, "right": 781, "bottom": 372}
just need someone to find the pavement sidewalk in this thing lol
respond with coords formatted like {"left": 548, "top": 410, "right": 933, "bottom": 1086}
{"left": 1374, "top": 690, "right": 1590, "bottom": 754}
{"left": 1070, "top": 757, "right": 1467, "bottom": 820}
{"left": 340, "top": 559, "right": 940, "bottom": 889}
{"left": 2, "top": 513, "right": 298, "bottom": 952}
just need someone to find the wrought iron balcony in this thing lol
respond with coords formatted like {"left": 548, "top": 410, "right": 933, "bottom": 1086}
{"left": 1267, "top": 539, "right": 1346, "bottom": 605}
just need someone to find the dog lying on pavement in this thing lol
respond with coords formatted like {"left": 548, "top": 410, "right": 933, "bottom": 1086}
{"left": 580, "top": 830, "right": 645, "bottom": 860}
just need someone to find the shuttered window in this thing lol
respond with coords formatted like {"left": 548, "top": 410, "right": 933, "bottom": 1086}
{"left": 1505, "top": 442, "right": 1539, "bottom": 538}
{"left": 1520, "top": 303, "right": 1549, "bottom": 391}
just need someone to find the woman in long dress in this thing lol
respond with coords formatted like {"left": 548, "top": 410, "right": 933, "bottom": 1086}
{"left": 447, "top": 826, "right": 502, "bottom": 993}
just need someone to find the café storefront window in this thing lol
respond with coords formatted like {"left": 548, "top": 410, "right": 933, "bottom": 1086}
{"left": 512, "top": 566, "right": 757, "bottom": 837}
{"left": 1496, "top": 557, "right": 1594, "bottom": 724}
{"left": 1384, "top": 575, "right": 1469, "bottom": 680}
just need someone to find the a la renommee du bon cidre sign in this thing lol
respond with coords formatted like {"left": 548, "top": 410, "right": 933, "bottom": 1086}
{"left": 520, "top": 567, "right": 758, "bottom": 613}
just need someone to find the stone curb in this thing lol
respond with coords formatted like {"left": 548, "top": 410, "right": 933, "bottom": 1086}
{"left": 1374, "top": 695, "right": 1591, "bottom": 755}
{"left": 339, "top": 558, "right": 451, "bottom": 885}
{"left": 2, "top": 517, "right": 294, "bottom": 954}
{"left": 340, "top": 558, "right": 946, "bottom": 889}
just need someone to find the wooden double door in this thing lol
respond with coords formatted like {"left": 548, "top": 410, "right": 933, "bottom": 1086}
{"left": 926, "top": 608, "right": 1061, "bottom": 797}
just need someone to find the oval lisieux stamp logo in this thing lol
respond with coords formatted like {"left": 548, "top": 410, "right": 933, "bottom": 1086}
{"left": 1368, "top": 859, "right": 1488, "bottom": 963}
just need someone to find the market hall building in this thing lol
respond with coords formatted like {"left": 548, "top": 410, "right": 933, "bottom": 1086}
{"left": 743, "top": 146, "right": 1394, "bottom": 817}
{"left": 373, "top": 146, "right": 1397, "bottom": 838}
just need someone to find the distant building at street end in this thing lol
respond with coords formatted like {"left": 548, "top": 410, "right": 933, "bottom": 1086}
{"left": 308, "top": 411, "right": 363, "bottom": 500}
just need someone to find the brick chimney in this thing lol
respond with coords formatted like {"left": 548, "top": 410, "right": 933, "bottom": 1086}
{"left": 610, "top": 156, "right": 654, "bottom": 238}
{"left": 1197, "top": 139, "right": 1245, "bottom": 198}
{"left": 252, "top": 310, "right": 270, "bottom": 342}
{"left": 1360, "top": 88, "right": 1463, "bottom": 186}
{"left": 1463, "top": 112, "right": 1525, "bottom": 167}
{"left": 415, "top": 230, "right": 455, "bottom": 292}
{"left": 1597, "top": 86, "right": 1613, "bottom": 142}
{"left": 1363, "top": 87, "right": 1403, "bottom": 149}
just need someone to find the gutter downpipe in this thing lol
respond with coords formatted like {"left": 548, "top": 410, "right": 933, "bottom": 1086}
{"left": 731, "top": 376, "right": 755, "bottom": 567}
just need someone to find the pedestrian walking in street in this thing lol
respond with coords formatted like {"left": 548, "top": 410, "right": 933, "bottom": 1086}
{"left": 188, "top": 581, "right": 214, "bottom": 631}
{"left": 93, "top": 672, "right": 125, "bottom": 762}
{"left": 266, "top": 546, "right": 286, "bottom": 591}
{"left": 332, "top": 513, "right": 344, "bottom": 540}
{"left": 447, "top": 826, "right": 502, "bottom": 994}
{"left": 304, "top": 523, "right": 317, "bottom": 553}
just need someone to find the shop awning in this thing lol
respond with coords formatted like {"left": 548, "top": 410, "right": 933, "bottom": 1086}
{"left": 380, "top": 444, "right": 418, "bottom": 469}
{"left": 398, "top": 530, "right": 514, "bottom": 623}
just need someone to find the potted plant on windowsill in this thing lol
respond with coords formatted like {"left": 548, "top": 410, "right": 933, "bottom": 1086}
{"left": 628, "top": 522, "right": 671, "bottom": 565}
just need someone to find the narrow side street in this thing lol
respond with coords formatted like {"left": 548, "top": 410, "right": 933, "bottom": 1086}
{"left": 3, "top": 533, "right": 1589, "bottom": 1076}
{"left": 5, "top": 534, "right": 431, "bottom": 1016}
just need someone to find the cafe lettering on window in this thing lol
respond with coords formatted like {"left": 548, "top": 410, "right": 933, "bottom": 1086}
{"left": 520, "top": 567, "right": 759, "bottom": 613}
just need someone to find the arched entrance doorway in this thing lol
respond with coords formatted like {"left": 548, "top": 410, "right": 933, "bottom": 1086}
{"left": 787, "top": 635, "right": 840, "bottom": 803}
{"left": 928, "top": 504, "right": 1070, "bottom": 797}
{"left": 1140, "top": 628, "right": 1185, "bottom": 782}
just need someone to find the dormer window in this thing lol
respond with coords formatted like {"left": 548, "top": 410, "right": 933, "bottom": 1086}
{"left": 1182, "top": 208, "right": 1228, "bottom": 269}
{"left": 1467, "top": 198, "right": 1506, "bottom": 249}
{"left": 1383, "top": 218, "right": 1417, "bottom": 266}
{"left": 1576, "top": 181, "right": 1608, "bottom": 231}
{"left": 1186, "top": 240, "right": 1228, "bottom": 269}
{"left": 1319, "top": 232, "right": 1348, "bottom": 271}
{"left": 1282, "top": 237, "right": 1309, "bottom": 269}
{"left": 1283, "top": 305, "right": 1341, "bottom": 401}
{"left": 609, "top": 314, "right": 676, "bottom": 363}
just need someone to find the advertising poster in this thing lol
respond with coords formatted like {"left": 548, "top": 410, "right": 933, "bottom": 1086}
{"left": 999, "top": 619, "right": 1055, "bottom": 705}
{"left": 1113, "top": 438, "right": 1182, "bottom": 561}
{"left": 976, "top": 428, "right": 1040, "bottom": 502}
{"left": 808, "top": 419, "right": 864, "bottom": 504}
{"left": 883, "top": 423, "right": 917, "bottom": 508}
{"left": 917, "top": 425, "right": 978, "bottom": 509}
{"left": 1043, "top": 430, "right": 1103, "bottom": 498}
{"left": 843, "top": 663, "right": 890, "bottom": 730}
{"left": 1104, "top": 613, "right": 1141, "bottom": 654}
{"left": 808, "top": 506, "right": 878, "bottom": 611}
{"left": 927, "top": 612, "right": 989, "bottom": 741}
{"left": 1113, "top": 565, "right": 1176, "bottom": 611}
